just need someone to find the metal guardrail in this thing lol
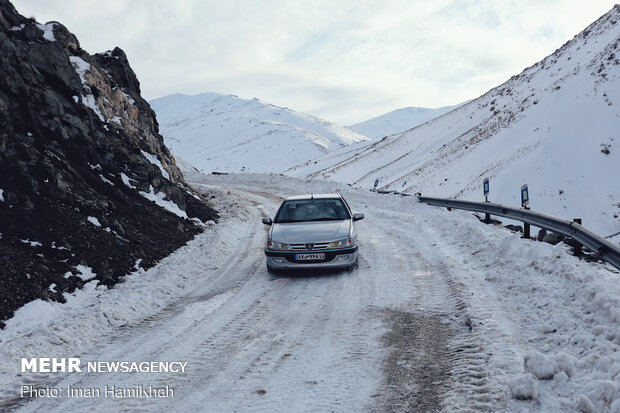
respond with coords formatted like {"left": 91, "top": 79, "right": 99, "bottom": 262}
{"left": 418, "top": 196, "right": 620, "bottom": 271}
{"left": 368, "top": 189, "right": 620, "bottom": 270}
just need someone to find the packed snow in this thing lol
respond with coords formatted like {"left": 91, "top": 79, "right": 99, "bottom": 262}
{"left": 524, "top": 351, "right": 558, "bottom": 380}
{"left": 151, "top": 93, "right": 370, "bottom": 174}
{"left": 511, "top": 374, "right": 539, "bottom": 400}
{"left": 3, "top": 299, "right": 61, "bottom": 336}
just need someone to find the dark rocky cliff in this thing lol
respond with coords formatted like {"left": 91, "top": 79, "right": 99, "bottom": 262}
{"left": 0, "top": 0, "right": 218, "bottom": 326}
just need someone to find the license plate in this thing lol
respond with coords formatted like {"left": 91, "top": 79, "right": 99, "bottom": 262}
{"left": 295, "top": 253, "right": 325, "bottom": 261}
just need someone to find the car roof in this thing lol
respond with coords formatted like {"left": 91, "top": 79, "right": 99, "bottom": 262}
{"left": 284, "top": 193, "right": 342, "bottom": 201}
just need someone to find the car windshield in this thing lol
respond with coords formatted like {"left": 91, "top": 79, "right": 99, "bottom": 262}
{"left": 274, "top": 198, "right": 351, "bottom": 223}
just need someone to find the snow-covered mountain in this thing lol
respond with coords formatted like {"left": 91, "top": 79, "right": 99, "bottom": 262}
{"left": 347, "top": 104, "right": 461, "bottom": 139}
{"left": 151, "top": 93, "right": 370, "bottom": 173}
{"left": 288, "top": 5, "right": 620, "bottom": 235}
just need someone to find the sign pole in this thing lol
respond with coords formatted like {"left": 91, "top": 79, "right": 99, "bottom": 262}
{"left": 521, "top": 184, "right": 530, "bottom": 239}
{"left": 483, "top": 178, "right": 490, "bottom": 223}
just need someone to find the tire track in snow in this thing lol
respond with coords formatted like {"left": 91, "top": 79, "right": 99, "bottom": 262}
{"left": 363, "top": 205, "right": 510, "bottom": 412}
{"left": 204, "top": 271, "right": 381, "bottom": 413}
{"left": 184, "top": 180, "right": 388, "bottom": 411}
{"left": 360, "top": 217, "right": 456, "bottom": 412}
{"left": 410, "top": 216, "right": 519, "bottom": 411}
{"left": 432, "top": 261, "right": 505, "bottom": 412}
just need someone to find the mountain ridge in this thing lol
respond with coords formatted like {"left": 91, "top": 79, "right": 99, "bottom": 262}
{"left": 346, "top": 104, "right": 462, "bottom": 139}
{"left": 287, "top": 5, "right": 620, "bottom": 235}
{"left": 151, "top": 92, "right": 371, "bottom": 174}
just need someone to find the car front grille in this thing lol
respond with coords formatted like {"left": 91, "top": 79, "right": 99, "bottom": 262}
{"left": 289, "top": 242, "right": 331, "bottom": 251}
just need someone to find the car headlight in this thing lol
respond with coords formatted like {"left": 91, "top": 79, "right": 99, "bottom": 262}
{"left": 268, "top": 241, "right": 290, "bottom": 250}
{"left": 330, "top": 237, "right": 356, "bottom": 248}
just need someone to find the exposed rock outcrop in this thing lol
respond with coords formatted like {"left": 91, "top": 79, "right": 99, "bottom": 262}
{"left": 0, "top": 0, "right": 218, "bottom": 326}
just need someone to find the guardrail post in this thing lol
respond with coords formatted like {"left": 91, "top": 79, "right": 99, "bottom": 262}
{"left": 573, "top": 218, "right": 583, "bottom": 256}
{"left": 484, "top": 195, "right": 490, "bottom": 223}
{"left": 523, "top": 207, "right": 531, "bottom": 239}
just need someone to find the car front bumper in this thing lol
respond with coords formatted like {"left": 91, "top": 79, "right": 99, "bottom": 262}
{"left": 265, "top": 246, "right": 358, "bottom": 269}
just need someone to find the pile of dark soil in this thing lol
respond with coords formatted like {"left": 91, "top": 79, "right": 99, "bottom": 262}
{"left": 0, "top": 0, "right": 218, "bottom": 326}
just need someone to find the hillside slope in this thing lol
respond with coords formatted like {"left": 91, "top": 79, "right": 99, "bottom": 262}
{"left": 151, "top": 93, "right": 371, "bottom": 173}
{"left": 347, "top": 104, "right": 461, "bottom": 139}
{"left": 288, "top": 6, "right": 620, "bottom": 235}
{"left": 0, "top": 1, "right": 217, "bottom": 325}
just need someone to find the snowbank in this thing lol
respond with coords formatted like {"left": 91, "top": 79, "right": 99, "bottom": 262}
{"left": 0, "top": 189, "right": 239, "bottom": 399}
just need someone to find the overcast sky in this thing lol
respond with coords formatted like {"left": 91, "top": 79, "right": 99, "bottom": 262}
{"left": 12, "top": 0, "right": 616, "bottom": 124}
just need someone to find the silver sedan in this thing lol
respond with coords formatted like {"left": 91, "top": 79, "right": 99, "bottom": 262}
{"left": 262, "top": 194, "right": 364, "bottom": 272}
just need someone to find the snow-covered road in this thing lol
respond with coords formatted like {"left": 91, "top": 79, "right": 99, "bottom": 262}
{"left": 1, "top": 173, "right": 619, "bottom": 412}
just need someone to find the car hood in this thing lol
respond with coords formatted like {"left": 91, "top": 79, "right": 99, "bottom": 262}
{"left": 271, "top": 220, "right": 351, "bottom": 243}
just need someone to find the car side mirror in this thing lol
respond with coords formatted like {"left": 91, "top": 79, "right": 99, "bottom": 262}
{"left": 353, "top": 213, "right": 364, "bottom": 221}
{"left": 262, "top": 217, "right": 273, "bottom": 225}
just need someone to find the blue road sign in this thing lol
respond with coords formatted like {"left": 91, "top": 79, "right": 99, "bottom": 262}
{"left": 521, "top": 184, "right": 529, "bottom": 207}
{"left": 483, "top": 178, "right": 489, "bottom": 196}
